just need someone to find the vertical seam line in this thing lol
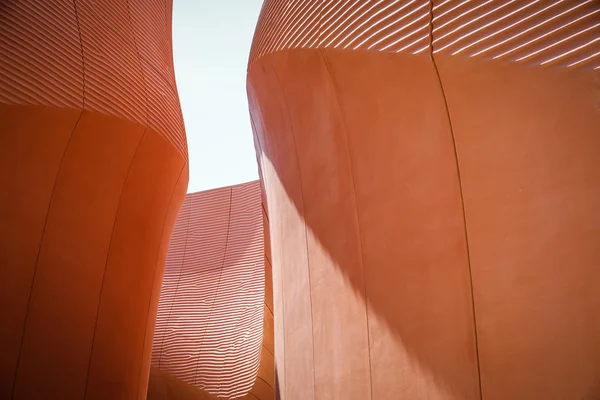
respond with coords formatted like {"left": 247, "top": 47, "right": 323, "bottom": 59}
{"left": 249, "top": 113, "right": 287, "bottom": 400}
{"left": 124, "top": 0, "right": 150, "bottom": 126}
{"left": 269, "top": 62, "right": 318, "bottom": 399}
{"left": 192, "top": 187, "right": 233, "bottom": 391}
{"left": 428, "top": 1, "right": 483, "bottom": 399}
{"left": 158, "top": 189, "right": 192, "bottom": 368}
{"left": 11, "top": 1, "right": 86, "bottom": 397}
{"left": 136, "top": 161, "right": 187, "bottom": 398}
{"left": 10, "top": 110, "right": 84, "bottom": 400}
{"left": 317, "top": 48, "right": 374, "bottom": 400}
{"left": 82, "top": 127, "right": 148, "bottom": 400}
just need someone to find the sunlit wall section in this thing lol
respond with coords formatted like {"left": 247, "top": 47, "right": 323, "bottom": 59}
{"left": 151, "top": 181, "right": 267, "bottom": 399}
{"left": 249, "top": 0, "right": 430, "bottom": 65}
{"left": 432, "top": 1, "right": 600, "bottom": 399}
{"left": 247, "top": 0, "right": 600, "bottom": 399}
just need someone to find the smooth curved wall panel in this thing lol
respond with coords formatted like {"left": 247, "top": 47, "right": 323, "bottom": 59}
{"left": 247, "top": 1, "right": 600, "bottom": 399}
{"left": 431, "top": 1, "right": 600, "bottom": 399}
{"left": 0, "top": 1, "right": 188, "bottom": 398}
{"left": 151, "top": 181, "right": 273, "bottom": 400}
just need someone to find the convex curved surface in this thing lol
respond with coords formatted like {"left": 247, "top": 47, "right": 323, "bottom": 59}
{"left": 0, "top": 0, "right": 188, "bottom": 398}
{"left": 247, "top": 1, "right": 600, "bottom": 399}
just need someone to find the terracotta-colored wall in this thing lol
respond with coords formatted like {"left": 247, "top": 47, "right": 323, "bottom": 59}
{"left": 147, "top": 181, "right": 274, "bottom": 400}
{"left": 247, "top": 1, "right": 600, "bottom": 399}
{"left": 151, "top": 181, "right": 270, "bottom": 399}
{"left": 0, "top": 1, "right": 188, "bottom": 398}
{"left": 241, "top": 180, "right": 276, "bottom": 400}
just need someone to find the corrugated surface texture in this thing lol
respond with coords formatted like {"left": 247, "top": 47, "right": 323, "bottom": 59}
{"left": 0, "top": 1, "right": 189, "bottom": 398}
{"left": 248, "top": 0, "right": 600, "bottom": 399}
{"left": 432, "top": 0, "right": 600, "bottom": 69}
{"left": 249, "top": 0, "right": 599, "bottom": 71}
{"left": 152, "top": 181, "right": 267, "bottom": 399}
{"left": 0, "top": 0, "right": 187, "bottom": 156}
{"left": 249, "top": 0, "right": 431, "bottom": 64}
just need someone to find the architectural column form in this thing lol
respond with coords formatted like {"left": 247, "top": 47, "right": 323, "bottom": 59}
{"left": 247, "top": 1, "right": 600, "bottom": 399}
{"left": 0, "top": 0, "right": 188, "bottom": 398}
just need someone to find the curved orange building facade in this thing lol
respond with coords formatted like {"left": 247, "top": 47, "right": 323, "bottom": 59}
{"left": 0, "top": 0, "right": 188, "bottom": 398}
{"left": 248, "top": 1, "right": 600, "bottom": 399}
{"left": 150, "top": 181, "right": 274, "bottom": 400}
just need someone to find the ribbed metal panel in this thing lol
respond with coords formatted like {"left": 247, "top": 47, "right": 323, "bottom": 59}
{"left": 249, "top": 0, "right": 599, "bottom": 71}
{"left": 152, "top": 181, "right": 265, "bottom": 399}
{"left": 0, "top": 0, "right": 84, "bottom": 108}
{"left": 248, "top": 0, "right": 431, "bottom": 65}
{"left": 0, "top": 0, "right": 187, "bottom": 158}
{"left": 432, "top": 0, "right": 600, "bottom": 70}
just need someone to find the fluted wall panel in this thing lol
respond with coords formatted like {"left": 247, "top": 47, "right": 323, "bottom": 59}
{"left": 432, "top": 0, "right": 600, "bottom": 69}
{"left": 0, "top": 1, "right": 187, "bottom": 398}
{"left": 0, "top": 0, "right": 83, "bottom": 107}
{"left": 0, "top": 0, "right": 187, "bottom": 155}
{"left": 248, "top": 1, "right": 600, "bottom": 399}
{"left": 250, "top": 0, "right": 599, "bottom": 71}
{"left": 249, "top": 0, "right": 431, "bottom": 64}
{"left": 152, "top": 181, "right": 267, "bottom": 399}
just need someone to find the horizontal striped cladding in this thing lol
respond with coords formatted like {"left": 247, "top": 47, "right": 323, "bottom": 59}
{"left": 432, "top": 0, "right": 600, "bottom": 70}
{"left": 0, "top": 0, "right": 83, "bottom": 108}
{"left": 140, "top": 59, "right": 187, "bottom": 158}
{"left": 77, "top": 0, "right": 147, "bottom": 125}
{"left": 248, "top": 0, "right": 431, "bottom": 65}
{"left": 317, "top": 0, "right": 430, "bottom": 52}
{"left": 128, "top": 0, "right": 187, "bottom": 158}
{"left": 0, "top": 0, "right": 186, "bottom": 158}
{"left": 128, "top": 0, "right": 173, "bottom": 78}
{"left": 152, "top": 181, "right": 265, "bottom": 399}
{"left": 250, "top": 0, "right": 599, "bottom": 71}
{"left": 151, "top": 197, "right": 192, "bottom": 368}
{"left": 154, "top": 189, "right": 231, "bottom": 378}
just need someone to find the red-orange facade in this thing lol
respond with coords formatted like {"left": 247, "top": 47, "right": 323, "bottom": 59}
{"left": 248, "top": 1, "right": 600, "bottom": 399}
{"left": 0, "top": 0, "right": 188, "bottom": 398}
{"left": 2, "top": 0, "right": 599, "bottom": 399}
{"left": 150, "top": 181, "right": 274, "bottom": 400}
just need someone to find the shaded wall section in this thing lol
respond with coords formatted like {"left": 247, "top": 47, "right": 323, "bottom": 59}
{"left": 0, "top": 0, "right": 188, "bottom": 398}
{"left": 247, "top": 1, "right": 600, "bottom": 399}
{"left": 151, "top": 181, "right": 274, "bottom": 400}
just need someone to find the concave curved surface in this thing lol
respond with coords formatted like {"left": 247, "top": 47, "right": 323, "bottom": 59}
{"left": 247, "top": 1, "right": 600, "bottom": 399}
{"left": 151, "top": 181, "right": 274, "bottom": 400}
{"left": 0, "top": 0, "right": 188, "bottom": 398}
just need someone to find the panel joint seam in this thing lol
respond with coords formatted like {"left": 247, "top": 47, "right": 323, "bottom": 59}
{"left": 82, "top": 127, "right": 148, "bottom": 400}
{"left": 428, "top": 2, "right": 483, "bottom": 399}
{"left": 269, "top": 63, "right": 318, "bottom": 399}
{"left": 318, "top": 48, "right": 374, "bottom": 400}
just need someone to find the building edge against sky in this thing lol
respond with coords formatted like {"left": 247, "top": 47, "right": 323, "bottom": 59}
{"left": 247, "top": 0, "right": 600, "bottom": 399}
{"left": 0, "top": 0, "right": 189, "bottom": 398}
{"left": 0, "top": 0, "right": 599, "bottom": 399}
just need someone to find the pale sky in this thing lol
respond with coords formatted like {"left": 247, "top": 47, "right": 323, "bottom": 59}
{"left": 173, "top": 0, "right": 264, "bottom": 193}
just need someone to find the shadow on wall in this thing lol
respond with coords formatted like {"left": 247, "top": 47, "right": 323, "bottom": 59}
{"left": 248, "top": 48, "right": 481, "bottom": 399}
{"left": 248, "top": 33, "right": 600, "bottom": 400}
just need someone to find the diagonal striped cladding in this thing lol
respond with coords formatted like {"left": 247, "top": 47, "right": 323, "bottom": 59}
{"left": 432, "top": 0, "right": 600, "bottom": 70}
{"left": 152, "top": 181, "right": 265, "bottom": 399}
{"left": 0, "top": 0, "right": 84, "bottom": 108}
{"left": 249, "top": 0, "right": 600, "bottom": 71}
{"left": 0, "top": 0, "right": 187, "bottom": 158}
{"left": 248, "top": 0, "right": 431, "bottom": 64}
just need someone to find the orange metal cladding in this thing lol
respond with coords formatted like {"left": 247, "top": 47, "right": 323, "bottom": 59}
{"left": 150, "top": 180, "right": 274, "bottom": 400}
{"left": 0, "top": 0, "right": 188, "bottom": 399}
{"left": 247, "top": 1, "right": 600, "bottom": 399}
